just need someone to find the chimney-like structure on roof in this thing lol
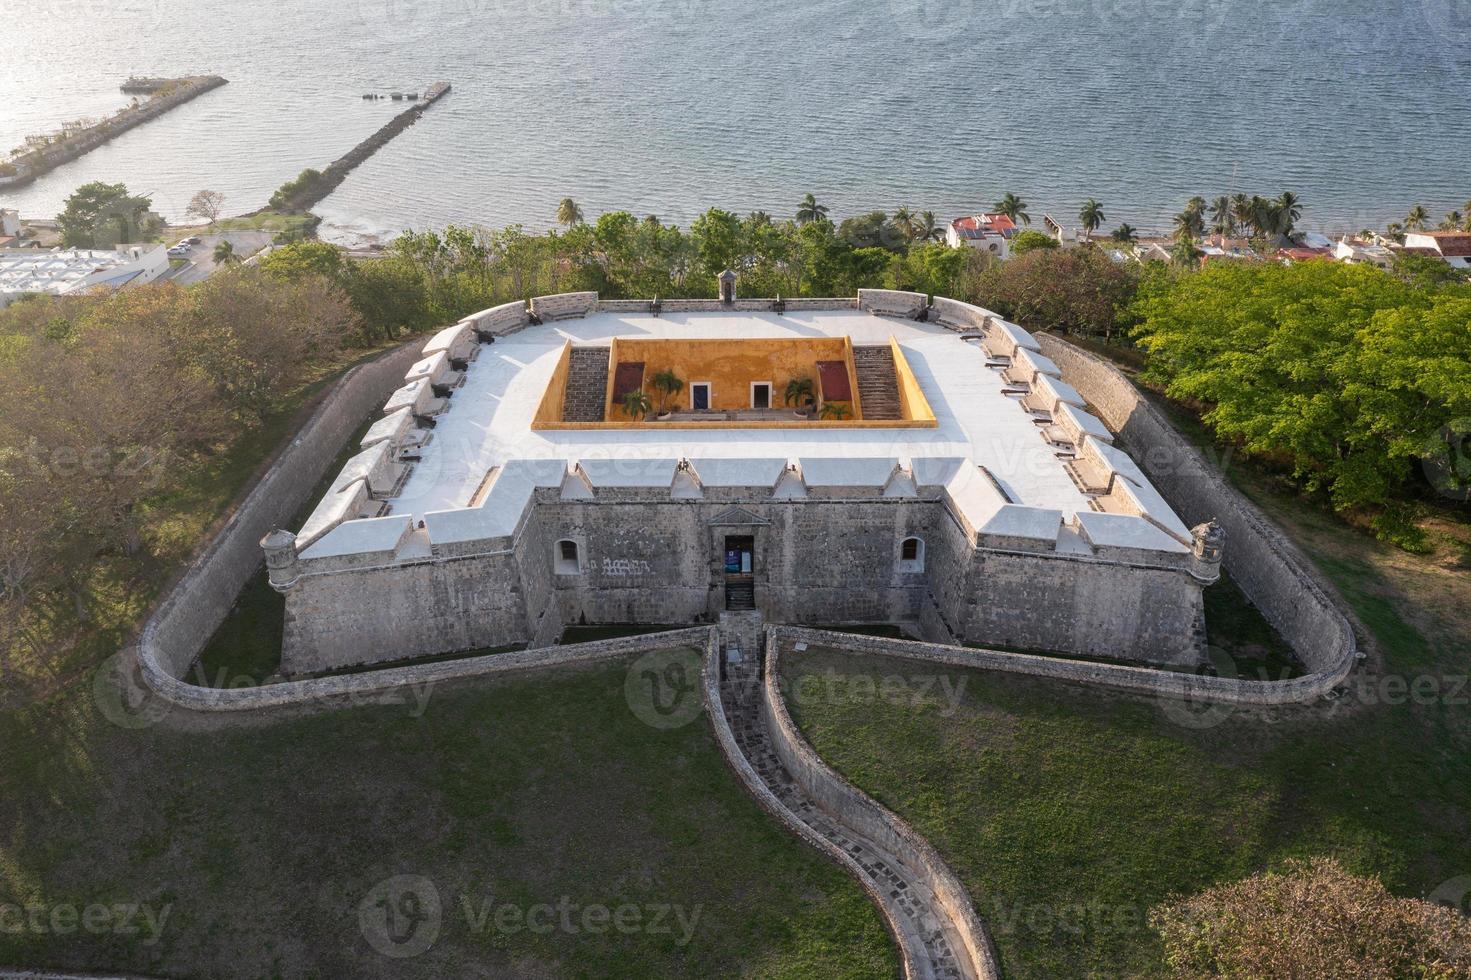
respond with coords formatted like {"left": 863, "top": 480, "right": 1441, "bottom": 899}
{"left": 718, "top": 269, "right": 737, "bottom": 306}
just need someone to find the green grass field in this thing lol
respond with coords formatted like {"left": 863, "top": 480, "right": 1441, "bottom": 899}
{"left": 0, "top": 656, "right": 897, "bottom": 979}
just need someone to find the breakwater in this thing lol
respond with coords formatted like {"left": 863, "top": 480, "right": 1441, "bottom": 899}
{"left": 0, "top": 75, "right": 227, "bottom": 190}
{"left": 273, "top": 82, "right": 451, "bottom": 214}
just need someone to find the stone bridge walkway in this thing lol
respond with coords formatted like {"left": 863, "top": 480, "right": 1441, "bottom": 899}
{"left": 717, "top": 658, "right": 977, "bottom": 980}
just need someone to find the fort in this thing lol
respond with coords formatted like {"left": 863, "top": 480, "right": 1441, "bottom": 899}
{"left": 260, "top": 285, "right": 1227, "bottom": 675}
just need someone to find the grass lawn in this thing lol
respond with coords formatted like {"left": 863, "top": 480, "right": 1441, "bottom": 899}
{"left": 781, "top": 386, "right": 1471, "bottom": 976}
{"left": 0, "top": 655, "right": 897, "bottom": 979}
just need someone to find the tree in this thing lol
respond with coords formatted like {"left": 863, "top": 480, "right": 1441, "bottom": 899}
{"left": 784, "top": 376, "right": 816, "bottom": 414}
{"left": 1440, "top": 210, "right": 1464, "bottom": 231}
{"left": 57, "top": 181, "right": 160, "bottom": 248}
{"left": 268, "top": 168, "right": 324, "bottom": 212}
{"left": 993, "top": 192, "right": 1030, "bottom": 225}
{"left": 690, "top": 208, "right": 743, "bottom": 280}
{"left": 1111, "top": 224, "right": 1139, "bottom": 244}
{"left": 1133, "top": 260, "right": 1471, "bottom": 511}
{"left": 1171, "top": 235, "right": 1202, "bottom": 266}
{"left": 557, "top": 197, "right": 584, "bottom": 227}
{"left": 1274, "top": 191, "right": 1304, "bottom": 235}
{"left": 918, "top": 211, "right": 944, "bottom": 242}
{"left": 819, "top": 401, "right": 852, "bottom": 419}
{"left": 975, "top": 246, "right": 1139, "bottom": 339}
{"left": 1151, "top": 858, "right": 1471, "bottom": 978}
{"left": 1078, "top": 199, "right": 1105, "bottom": 240}
{"left": 838, "top": 211, "right": 898, "bottom": 250}
{"left": 620, "top": 389, "right": 652, "bottom": 420}
{"left": 649, "top": 368, "right": 683, "bottom": 415}
{"left": 212, "top": 240, "right": 238, "bottom": 265}
{"left": 1405, "top": 204, "right": 1430, "bottom": 230}
{"left": 795, "top": 193, "right": 828, "bottom": 225}
{"left": 1172, "top": 210, "right": 1204, "bottom": 241}
{"left": 185, "top": 189, "right": 226, "bottom": 224}
{"left": 892, "top": 207, "right": 918, "bottom": 242}
{"left": 1207, "top": 195, "right": 1236, "bottom": 238}
{"left": 1010, "top": 229, "right": 1059, "bottom": 255}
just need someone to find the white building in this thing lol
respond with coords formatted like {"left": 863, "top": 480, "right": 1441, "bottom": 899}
{"left": 0, "top": 209, "right": 20, "bottom": 240}
{"left": 0, "top": 244, "right": 169, "bottom": 308}
{"left": 945, "top": 213, "right": 1017, "bottom": 259}
{"left": 1402, "top": 231, "right": 1471, "bottom": 270}
{"left": 1333, "top": 238, "right": 1393, "bottom": 267}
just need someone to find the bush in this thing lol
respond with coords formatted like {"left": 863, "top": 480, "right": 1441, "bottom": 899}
{"left": 1150, "top": 857, "right": 1471, "bottom": 978}
{"left": 1009, "top": 229, "right": 1059, "bottom": 255}
{"left": 975, "top": 246, "right": 1138, "bottom": 339}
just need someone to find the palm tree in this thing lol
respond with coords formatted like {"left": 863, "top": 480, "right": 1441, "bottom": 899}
{"left": 1405, "top": 205, "right": 1430, "bottom": 231}
{"left": 212, "top": 239, "right": 238, "bottom": 265}
{"left": 784, "top": 376, "right": 816, "bottom": 415}
{"left": 747, "top": 210, "right": 772, "bottom": 227}
{"left": 1208, "top": 196, "right": 1236, "bottom": 238}
{"left": 1078, "top": 199, "right": 1105, "bottom": 241}
{"left": 1185, "top": 196, "right": 1208, "bottom": 218}
{"left": 795, "top": 193, "right": 828, "bottom": 225}
{"left": 1439, "top": 211, "right": 1464, "bottom": 231}
{"left": 819, "top": 401, "right": 852, "bottom": 420}
{"left": 1274, "top": 191, "right": 1303, "bottom": 235}
{"left": 892, "top": 207, "right": 919, "bottom": 242}
{"left": 1172, "top": 234, "right": 1202, "bottom": 266}
{"left": 1110, "top": 223, "right": 1139, "bottom": 244}
{"left": 649, "top": 368, "right": 684, "bottom": 415}
{"left": 620, "top": 389, "right": 652, "bottom": 420}
{"left": 557, "top": 198, "right": 584, "bottom": 227}
{"left": 994, "top": 192, "right": 1030, "bottom": 225}
{"left": 1385, "top": 222, "right": 1405, "bottom": 242}
{"left": 918, "top": 211, "right": 944, "bottom": 242}
{"left": 1172, "top": 210, "right": 1204, "bottom": 241}
{"left": 1230, "top": 193, "right": 1252, "bottom": 229}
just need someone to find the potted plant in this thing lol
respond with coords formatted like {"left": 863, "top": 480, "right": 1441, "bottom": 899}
{"left": 784, "top": 376, "right": 817, "bottom": 418}
{"left": 621, "top": 389, "right": 653, "bottom": 421}
{"left": 650, "top": 368, "right": 684, "bottom": 419}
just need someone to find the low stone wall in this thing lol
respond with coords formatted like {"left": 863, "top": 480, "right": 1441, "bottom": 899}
{"left": 858, "top": 289, "right": 928, "bottom": 318}
{"left": 1036, "top": 336, "right": 1358, "bottom": 687}
{"left": 696, "top": 636, "right": 925, "bottom": 979}
{"left": 147, "top": 604, "right": 711, "bottom": 711}
{"left": 761, "top": 629, "right": 1001, "bottom": 979}
{"left": 462, "top": 300, "right": 529, "bottom": 337}
{"left": 530, "top": 292, "right": 598, "bottom": 321}
{"left": 929, "top": 297, "right": 1001, "bottom": 332}
{"left": 136, "top": 342, "right": 417, "bottom": 684}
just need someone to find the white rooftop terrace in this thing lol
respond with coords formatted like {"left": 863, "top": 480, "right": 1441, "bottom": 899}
{"left": 386, "top": 310, "right": 1096, "bottom": 520}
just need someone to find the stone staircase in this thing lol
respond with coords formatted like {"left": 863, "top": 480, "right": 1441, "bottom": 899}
{"left": 716, "top": 657, "right": 975, "bottom": 979}
{"left": 853, "top": 345, "right": 902, "bottom": 420}
{"left": 562, "top": 346, "right": 610, "bottom": 422}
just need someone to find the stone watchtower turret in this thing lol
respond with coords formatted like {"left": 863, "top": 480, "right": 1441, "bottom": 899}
{"left": 1189, "top": 520, "right": 1225, "bottom": 584}
{"left": 261, "top": 528, "right": 301, "bottom": 593}
{"left": 718, "top": 269, "right": 737, "bottom": 306}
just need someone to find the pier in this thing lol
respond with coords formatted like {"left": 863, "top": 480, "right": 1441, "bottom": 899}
{"left": 270, "top": 82, "right": 452, "bottom": 214}
{"left": 0, "top": 75, "right": 228, "bottom": 190}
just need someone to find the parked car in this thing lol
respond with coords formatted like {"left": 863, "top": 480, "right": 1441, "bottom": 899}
{"left": 167, "top": 244, "right": 192, "bottom": 257}
{"left": 182, "top": 236, "right": 203, "bottom": 245}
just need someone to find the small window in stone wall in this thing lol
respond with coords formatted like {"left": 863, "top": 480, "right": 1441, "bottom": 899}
{"left": 555, "top": 539, "right": 581, "bottom": 575}
{"left": 899, "top": 536, "right": 925, "bottom": 573}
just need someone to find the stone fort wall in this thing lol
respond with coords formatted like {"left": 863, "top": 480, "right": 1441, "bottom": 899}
{"left": 1035, "top": 335, "right": 1358, "bottom": 685}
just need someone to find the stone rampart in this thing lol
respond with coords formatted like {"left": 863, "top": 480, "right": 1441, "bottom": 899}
{"left": 1036, "top": 336, "right": 1358, "bottom": 685}
{"left": 138, "top": 342, "right": 422, "bottom": 682}
{"left": 760, "top": 629, "right": 1001, "bottom": 979}
{"left": 461, "top": 300, "right": 529, "bottom": 337}
{"left": 530, "top": 292, "right": 598, "bottom": 321}
{"left": 857, "top": 289, "right": 928, "bottom": 318}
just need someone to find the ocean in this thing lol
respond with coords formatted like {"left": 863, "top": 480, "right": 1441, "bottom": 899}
{"left": 4, "top": 0, "right": 1469, "bottom": 244}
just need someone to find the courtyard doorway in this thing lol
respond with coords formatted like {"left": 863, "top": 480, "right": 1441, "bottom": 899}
{"left": 724, "top": 535, "right": 755, "bottom": 610}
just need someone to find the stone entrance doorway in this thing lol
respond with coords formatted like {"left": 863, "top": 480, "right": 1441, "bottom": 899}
{"left": 724, "top": 535, "right": 755, "bottom": 610}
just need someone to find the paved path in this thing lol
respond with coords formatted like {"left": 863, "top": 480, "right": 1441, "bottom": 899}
{"left": 717, "top": 657, "right": 977, "bottom": 980}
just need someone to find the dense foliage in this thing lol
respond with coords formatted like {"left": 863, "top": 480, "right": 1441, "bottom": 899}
{"left": 1150, "top": 858, "right": 1471, "bottom": 978}
{"left": 1133, "top": 261, "right": 1471, "bottom": 511}
{"left": 974, "top": 246, "right": 1140, "bottom": 339}
{"left": 0, "top": 271, "right": 357, "bottom": 691}
{"left": 57, "top": 181, "right": 164, "bottom": 247}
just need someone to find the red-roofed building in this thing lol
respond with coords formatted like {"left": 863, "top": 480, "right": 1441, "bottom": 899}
{"left": 946, "top": 213, "right": 1019, "bottom": 258}
{"left": 1276, "top": 247, "right": 1334, "bottom": 265}
{"left": 1403, "top": 231, "right": 1471, "bottom": 268}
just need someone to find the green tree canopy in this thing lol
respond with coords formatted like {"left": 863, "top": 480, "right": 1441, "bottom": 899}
{"left": 57, "top": 182, "right": 161, "bottom": 248}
